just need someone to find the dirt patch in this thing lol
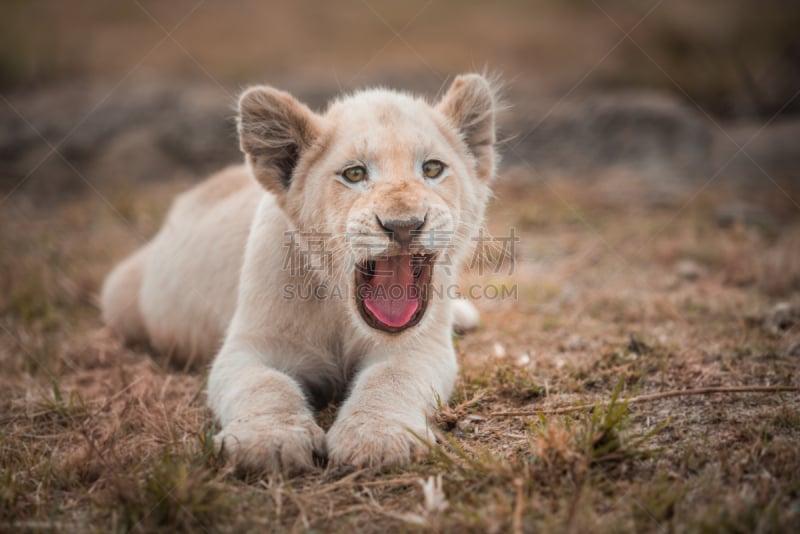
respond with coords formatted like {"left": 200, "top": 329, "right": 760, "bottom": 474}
{"left": 1, "top": 174, "right": 798, "bottom": 531}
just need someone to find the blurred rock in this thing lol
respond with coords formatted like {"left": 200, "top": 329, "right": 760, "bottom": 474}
{"left": 714, "top": 120, "right": 800, "bottom": 191}
{"left": 2, "top": 79, "right": 799, "bottom": 207}
{"left": 492, "top": 342, "right": 507, "bottom": 359}
{"left": 627, "top": 333, "right": 652, "bottom": 356}
{"left": 509, "top": 92, "right": 714, "bottom": 200}
{"left": 561, "top": 333, "right": 585, "bottom": 352}
{"left": 0, "top": 79, "right": 240, "bottom": 203}
{"left": 506, "top": 90, "right": 800, "bottom": 205}
{"left": 514, "top": 351, "right": 532, "bottom": 367}
{"left": 675, "top": 259, "right": 704, "bottom": 281}
{"left": 715, "top": 202, "right": 779, "bottom": 232}
{"left": 764, "top": 302, "right": 800, "bottom": 335}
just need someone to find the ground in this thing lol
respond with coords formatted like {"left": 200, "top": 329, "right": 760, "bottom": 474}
{"left": 1, "top": 166, "right": 798, "bottom": 532}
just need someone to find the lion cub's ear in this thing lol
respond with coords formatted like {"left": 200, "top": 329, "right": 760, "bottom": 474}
{"left": 237, "top": 86, "right": 321, "bottom": 194}
{"left": 437, "top": 74, "right": 498, "bottom": 181}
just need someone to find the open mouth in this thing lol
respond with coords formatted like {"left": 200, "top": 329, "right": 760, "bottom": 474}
{"left": 354, "top": 253, "right": 435, "bottom": 333}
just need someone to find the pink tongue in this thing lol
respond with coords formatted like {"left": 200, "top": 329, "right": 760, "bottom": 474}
{"left": 364, "top": 255, "right": 419, "bottom": 328}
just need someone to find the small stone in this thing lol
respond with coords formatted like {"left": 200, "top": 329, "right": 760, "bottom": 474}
{"left": 676, "top": 259, "right": 703, "bottom": 281}
{"left": 764, "top": 302, "right": 799, "bottom": 334}
{"left": 628, "top": 333, "right": 651, "bottom": 355}
{"left": 563, "top": 334, "right": 585, "bottom": 351}
{"left": 492, "top": 342, "right": 507, "bottom": 359}
{"left": 456, "top": 420, "right": 473, "bottom": 433}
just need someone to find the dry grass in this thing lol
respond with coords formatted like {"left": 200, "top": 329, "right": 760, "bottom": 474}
{"left": 1, "top": 173, "right": 799, "bottom": 532}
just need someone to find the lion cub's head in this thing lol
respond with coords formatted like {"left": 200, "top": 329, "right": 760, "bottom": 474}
{"left": 238, "top": 74, "right": 498, "bottom": 334}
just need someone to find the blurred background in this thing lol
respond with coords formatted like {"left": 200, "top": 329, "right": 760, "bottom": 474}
{"left": 1, "top": 0, "right": 799, "bottom": 206}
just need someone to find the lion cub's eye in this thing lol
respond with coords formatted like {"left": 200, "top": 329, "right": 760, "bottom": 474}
{"left": 422, "top": 160, "right": 445, "bottom": 179}
{"left": 342, "top": 165, "right": 367, "bottom": 183}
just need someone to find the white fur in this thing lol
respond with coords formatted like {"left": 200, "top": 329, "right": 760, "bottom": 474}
{"left": 452, "top": 299, "right": 481, "bottom": 333}
{"left": 101, "top": 74, "right": 498, "bottom": 472}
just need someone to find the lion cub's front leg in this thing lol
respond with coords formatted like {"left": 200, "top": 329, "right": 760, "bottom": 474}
{"left": 327, "top": 346, "right": 457, "bottom": 468}
{"left": 208, "top": 350, "right": 326, "bottom": 474}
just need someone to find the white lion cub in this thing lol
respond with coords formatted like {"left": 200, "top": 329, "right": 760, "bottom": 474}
{"left": 100, "top": 74, "right": 498, "bottom": 472}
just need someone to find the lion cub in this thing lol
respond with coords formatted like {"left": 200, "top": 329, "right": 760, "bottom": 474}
{"left": 101, "top": 74, "right": 498, "bottom": 472}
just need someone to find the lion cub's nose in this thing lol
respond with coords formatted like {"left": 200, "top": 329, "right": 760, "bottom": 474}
{"left": 377, "top": 215, "right": 425, "bottom": 245}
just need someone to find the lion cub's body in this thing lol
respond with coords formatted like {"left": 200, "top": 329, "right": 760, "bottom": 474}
{"left": 101, "top": 75, "right": 498, "bottom": 472}
{"left": 103, "top": 166, "right": 257, "bottom": 360}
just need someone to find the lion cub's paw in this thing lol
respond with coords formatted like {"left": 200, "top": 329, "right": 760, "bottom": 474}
{"left": 326, "top": 414, "right": 432, "bottom": 468}
{"left": 214, "top": 414, "right": 326, "bottom": 474}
